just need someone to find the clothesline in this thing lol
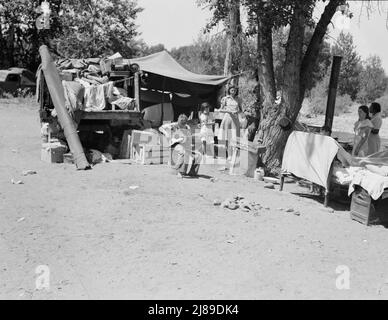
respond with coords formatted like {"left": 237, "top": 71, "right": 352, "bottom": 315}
{"left": 83, "top": 76, "right": 135, "bottom": 88}
{"left": 111, "top": 76, "right": 134, "bottom": 85}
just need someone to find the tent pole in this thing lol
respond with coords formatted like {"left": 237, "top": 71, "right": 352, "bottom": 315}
{"left": 324, "top": 56, "right": 342, "bottom": 133}
{"left": 161, "top": 76, "right": 166, "bottom": 125}
{"left": 134, "top": 72, "right": 141, "bottom": 111}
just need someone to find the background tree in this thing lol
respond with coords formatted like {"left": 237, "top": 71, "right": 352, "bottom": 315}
{"left": 170, "top": 34, "right": 227, "bottom": 75}
{"left": 0, "top": 0, "right": 62, "bottom": 71}
{"left": 331, "top": 31, "right": 362, "bottom": 100}
{"left": 357, "top": 55, "right": 388, "bottom": 103}
{"left": 197, "top": 0, "right": 244, "bottom": 84}
{"left": 55, "top": 0, "right": 143, "bottom": 58}
{"left": 137, "top": 43, "right": 166, "bottom": 57}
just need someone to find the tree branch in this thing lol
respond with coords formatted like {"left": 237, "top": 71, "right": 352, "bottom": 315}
{"left": 281, "top": 1, "right": 306, "bottom": 118}
{"left": 300, "top": 0, "right": 343, "bottom": 97}
{"left": 256, "top": 14, "right": 276, "bottom": 106}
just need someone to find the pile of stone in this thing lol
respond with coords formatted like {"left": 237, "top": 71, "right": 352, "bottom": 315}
{"left": 213, "top": 195, "right": 269, "bottom": 215}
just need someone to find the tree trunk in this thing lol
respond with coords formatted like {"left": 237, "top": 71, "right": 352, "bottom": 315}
{"left": 258, "top": 3, "right": 306, "bottom": 174}
{"left": 0, "top": 16, "right": 3, "bottom": 69}
{"left": 256, "top": 0, "right": 342, "bottom": 175}
{"left": 8, "top": 23, "right": 15, "bottom": 67}
{"left": 223, "top": 0, "right": 242, "bottom": 87}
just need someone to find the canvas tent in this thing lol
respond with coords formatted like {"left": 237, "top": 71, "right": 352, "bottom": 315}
{"left": 129, "top": 50, "right": 229, "bottom": 96}
{"left": 128, "top": 50, "right": 230, "bottom": 125}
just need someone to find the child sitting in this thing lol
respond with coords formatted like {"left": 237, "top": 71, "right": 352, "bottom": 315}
{"left": 159, "top": 114, "right": 202, "bottom": 178}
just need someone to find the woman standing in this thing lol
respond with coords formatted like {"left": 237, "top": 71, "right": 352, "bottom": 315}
{"left": 216, "top": 86, "right": 242, "bottom": 160}
{"left": 352, "top": 105, "right": 374, "bottom": 157}
{"left": 368, "top": 102, "right": 383, "bottom": 155}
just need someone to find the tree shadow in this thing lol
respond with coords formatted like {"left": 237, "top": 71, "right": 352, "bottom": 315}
{"left": 183, "top": 174, "right": 213, "bottom": 180}
{"left": 291, "top": 192, "right": 351, "bottom": 212}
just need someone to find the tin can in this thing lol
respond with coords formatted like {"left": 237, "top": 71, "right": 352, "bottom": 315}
{"left": 254, "top": 167, "right": 265, "bottom": 181}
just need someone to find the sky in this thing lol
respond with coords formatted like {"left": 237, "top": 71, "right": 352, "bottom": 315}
{"left": 136, "top": 0, "right": 388, "bottom": 72}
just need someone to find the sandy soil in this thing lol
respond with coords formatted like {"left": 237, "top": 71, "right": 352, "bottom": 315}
{"left": 1, "top": 98, "right": 388, "bottom": 300}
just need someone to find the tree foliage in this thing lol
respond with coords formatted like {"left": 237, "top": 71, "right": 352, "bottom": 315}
{"left": 357, "top": 55, "right": 387, "bottom": 103}
{"left": 55, "top": 0, "right": 143, "bottom": 58}
{"left": 332, "top": 31, "right": 362, "bottom": 100}
{"left": 0, "top": 0, "right": 62, "bottom": 71}
{"left": 0, "top": 0, "right": 143, "bottom": 71}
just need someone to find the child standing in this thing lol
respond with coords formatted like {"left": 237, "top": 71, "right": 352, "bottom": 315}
{"left": 198, "top": 102, "right": 214, "bottom": 156}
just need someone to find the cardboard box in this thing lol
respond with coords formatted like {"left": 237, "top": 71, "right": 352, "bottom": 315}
{"left": 119, "top": 130, "right": 132, "bottom": 159}
{"left": 130, "top": 130, "right": 162, "bottom": 160}
{"left": 135, "top": 144, "right": 171, "bottom": 165}
{"left": 41, "top": 143, "right": 67, "bottom": 163}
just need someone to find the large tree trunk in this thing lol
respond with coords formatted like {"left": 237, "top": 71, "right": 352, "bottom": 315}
{"left": 256, "top": 0, "right": 342, "bottom": 175}
{"left": 223, "top": 0, "right": 242, "bottom": 87}
{"left": 258, "top": 3, "right": 305, "bottom": 174}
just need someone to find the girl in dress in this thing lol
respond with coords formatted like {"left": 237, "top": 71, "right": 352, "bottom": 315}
{"left": 216, "top": 86, "right": 242, "bottom": 160}
{"left": 368, "top": 102, "right": 383, "bottom": 155}
{"left": 352, "top": 105, "right": 374, "bottom": 157}
{"left": 198, "top": 102, "right": 214, "bottom": 156}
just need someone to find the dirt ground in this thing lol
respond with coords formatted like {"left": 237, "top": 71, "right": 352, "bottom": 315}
{"left": 1, "top": 98, "right": 388, "bottom": 300}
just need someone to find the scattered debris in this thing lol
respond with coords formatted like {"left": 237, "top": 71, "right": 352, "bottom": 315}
{"left": 210, "top": 178, "right": 217, "bottom": 183}
{"left": 217, "top": 195, "right": 266, "bottom": 215}
{"left": 213, "top": 199, "right": 222, "bottom": 206}
{"left": 278, "top": 207, "right": 284, "bottom": 211}
{"left": 263, "top": 177, "right": 280, "bottom": 184}
{"left": 293, "top": 211, "right": 301, "bottom": 216}
{"left": 221, "top": 200, "right": 230, "bottom": 208}
{"left": 11, "top": 179, "right": 24, "bottom": 185}
{"left": 226, "top": 240, "right": 235, "bottom": 244}
{"left": 377, "top": 281, "right": 388, "bottom": 296}
{"left": 227, "top": 203, "right": 239, "bottom": 210}
{"left": 311, "top": 239, "right": 323, "bottom": 248}
{"left": 21, "top": 170, "right": 37, "bottom": 176}
{"left": 285, "top": 208, "right": 294, "bottom": 213}
{"left": 264, "top": 183, "right": 275, "bottom": 189}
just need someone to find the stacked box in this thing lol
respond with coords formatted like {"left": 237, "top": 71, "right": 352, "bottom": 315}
{"left": 130, "top": 130, "right": 162, "bottom": 160}
{"left": 41, "top": 143, "right": 67, "bottom": 163}
{"left": 134, "top": 144, "right": 171, "bottom": 165}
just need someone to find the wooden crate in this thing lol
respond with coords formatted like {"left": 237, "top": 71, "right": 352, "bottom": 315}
{"left": 134, "top": 144, "right": 171, "bottom": 165}
{"left": 350, "top": 186, "right": 388, "bottom": 225}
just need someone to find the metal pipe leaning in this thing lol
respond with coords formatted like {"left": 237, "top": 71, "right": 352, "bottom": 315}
{"left": 39, "top": 45, "right": 90, "bottom": 170}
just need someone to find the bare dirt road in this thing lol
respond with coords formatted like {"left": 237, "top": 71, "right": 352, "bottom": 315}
{"left": 1, "top": 98, "right": 388, "bottom": 300}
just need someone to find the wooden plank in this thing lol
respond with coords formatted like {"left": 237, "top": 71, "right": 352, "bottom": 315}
{"left": 81, "top": 110, "right": 141, "bottom": 121}
{"left": 134, "top": 72, "right": 141, "bottom": 111}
